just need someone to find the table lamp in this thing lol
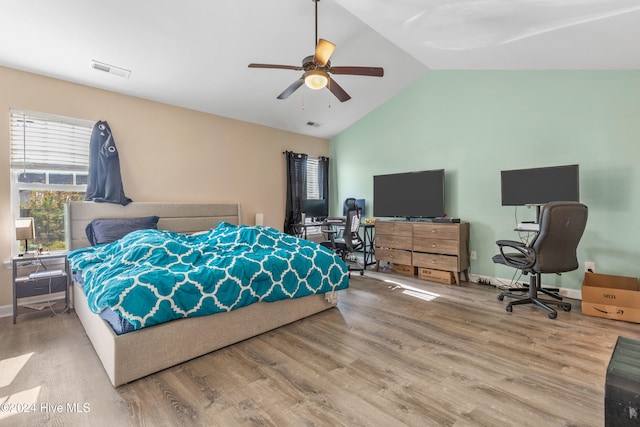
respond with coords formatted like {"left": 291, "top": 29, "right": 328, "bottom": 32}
{"left": 15, "top": 217, "right": 35, "bottom": 255}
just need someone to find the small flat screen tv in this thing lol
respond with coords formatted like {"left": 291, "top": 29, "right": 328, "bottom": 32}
{"left": 373, "top": 169, "right": 445, "bottom": 218}
{"left": 501, "top": 164, "right": 579, "bottom": 206}
{"left": 300, "top": 198, "right": 328, "bottom": 219}
{"left": 343, "top": 199, "right": 365, "bottom": 217}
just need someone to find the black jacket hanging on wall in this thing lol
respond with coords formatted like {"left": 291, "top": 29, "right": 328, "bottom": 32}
{"left": 85, "top": 120, "right": 132, "bottom": 206}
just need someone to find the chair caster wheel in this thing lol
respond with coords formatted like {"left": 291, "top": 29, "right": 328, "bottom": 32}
{"left": 505, "top": 305, "right": 512, "bottom": 313}
{"left": 497, "top": 294, "right": 505, "bottom": 301}
{"left": 561, "top": 304, "right": 572, "bottom": 312}
{"left": 548, "top": 311, "right": 557, "bottom": 319}
{"left": 360, "top": 271, "right": 364, "bottom": 276}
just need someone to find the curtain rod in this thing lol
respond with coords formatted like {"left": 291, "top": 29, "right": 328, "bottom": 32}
{"left": 283, "top": 151, "right": 328, "bottom": 160}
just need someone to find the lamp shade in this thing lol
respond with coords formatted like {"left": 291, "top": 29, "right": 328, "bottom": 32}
{"left": 304, "top": 70, "right": 329, "bottom": 90}
{"left": 15, "top": 217, "right": 35, "bottom": 241}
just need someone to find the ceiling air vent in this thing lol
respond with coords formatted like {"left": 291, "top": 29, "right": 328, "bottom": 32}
{"left": 306, "top": 121, "right": 320, "bottom": 127}
{"left": 91, "top": 60, "right": 131, "bottom": 79}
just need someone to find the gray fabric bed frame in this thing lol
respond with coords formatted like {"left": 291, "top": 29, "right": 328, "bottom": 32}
{"left": 65, "top": 201, "right": 337, "bottom": 387}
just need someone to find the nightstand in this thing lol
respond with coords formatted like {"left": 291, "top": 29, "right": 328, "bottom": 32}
{"left": 12, "top": 252, "right": 70, "bottom": 324}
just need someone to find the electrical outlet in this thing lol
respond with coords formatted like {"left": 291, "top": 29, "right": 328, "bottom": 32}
{"left": 585, "top": 261, "right": 595, "bottom": 273}
{"left": 470, "top": 250, "right": 477, "bottom": 260}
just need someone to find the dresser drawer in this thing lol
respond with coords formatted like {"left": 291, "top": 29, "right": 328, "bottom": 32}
{"left": 375, "top": 234, "right": 412, "bottom": 249}
{"left": 412, "top": 253, "right": 458, "bottom": 270}
{"left": 15, "top": 275, "right": 68, "bottom": 298}
{"left": 376, "top": 221, "right": 413, "bottom": 237}
{"left": 413, "top": 223, "right": 459, "bottom": 240}
{"left": 375, "top": 248, "right": 412, "bottom": 265}
{"left": 413, "top": 238, "right": 459, "bottom": 255}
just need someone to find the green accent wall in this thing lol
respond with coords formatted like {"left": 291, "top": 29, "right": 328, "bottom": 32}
{"left": 330, "top": 71, "right": 640, "bottom": 291}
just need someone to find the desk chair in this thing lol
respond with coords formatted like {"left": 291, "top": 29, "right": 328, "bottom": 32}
{"left": 321, "top": 204, "right": 365, "bottom": 277}
{"left": 492, "top": 201, "right": 588, "bottom": 319}
{"left": 505, "top": 227, "right": 563, "bottom": 302}
{"left": 289, "top": 220, "right": 306, "bottom": 239}
{"left": 344, "top": 197, "right": 357, "bottom": 211}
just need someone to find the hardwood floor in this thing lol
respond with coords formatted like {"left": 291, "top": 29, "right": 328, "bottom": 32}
{"left": 2, "top": 271, "right": 638, "bottom": 426}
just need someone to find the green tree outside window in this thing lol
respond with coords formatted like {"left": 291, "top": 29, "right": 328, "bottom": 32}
{"left": 20, "top": 190, "right": 85, "bottom": 251}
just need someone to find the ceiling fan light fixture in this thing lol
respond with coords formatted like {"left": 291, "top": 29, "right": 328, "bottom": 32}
{"left": 304, "top": 70, "right": 328, "bottom": 90}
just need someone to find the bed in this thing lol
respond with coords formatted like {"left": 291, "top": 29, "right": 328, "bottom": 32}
{"left": 65, "top": 201, "right": 348, "bottom": 387}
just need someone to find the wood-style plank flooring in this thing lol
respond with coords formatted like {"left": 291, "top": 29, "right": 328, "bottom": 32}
{"left": 2, "top": 271, "right": 638, "bottom": 426}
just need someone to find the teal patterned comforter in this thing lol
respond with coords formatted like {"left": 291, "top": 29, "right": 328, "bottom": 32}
{"left": 67, "top": 222, "right": 349, "bottom": 330}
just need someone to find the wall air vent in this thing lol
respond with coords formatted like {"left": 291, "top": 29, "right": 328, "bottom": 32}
{"left": 90, "top": 60, "right": 131, "bottom": 79}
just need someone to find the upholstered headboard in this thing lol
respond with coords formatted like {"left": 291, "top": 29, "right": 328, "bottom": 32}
{"left": 65, "top": 201, "right": 241, "bottom": 250}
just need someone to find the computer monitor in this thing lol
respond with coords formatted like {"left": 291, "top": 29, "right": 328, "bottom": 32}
{"left": 501, "top": 164, "right": 579, "bottom": 206}
{"left": 300, "top": 199, "right": 328, "bottom": 220}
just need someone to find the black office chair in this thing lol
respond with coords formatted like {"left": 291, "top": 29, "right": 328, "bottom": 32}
{"left": 321, "top": 203, "right": 365, "bottom": 277}
{"left": 344, "top": 197, "right": 357, "bottom": 211}
{"left": 492, "top": 201, "right": 588, "bottom": 319}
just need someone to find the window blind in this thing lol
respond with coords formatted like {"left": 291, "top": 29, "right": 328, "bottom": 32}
{"left": 10, "top": 109, "right": 94, "bottom": 171}
{"left": 306, "top": 157, "right": 320, "bottom": 199}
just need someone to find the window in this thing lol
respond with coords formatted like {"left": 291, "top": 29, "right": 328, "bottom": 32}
{"left": 284, "top": 151, "right": 329, "bottom": 236}
{"left": 306, "top": 157, "right": 321, "bottom": 200}
{"left": 10, "top": 109, "right": 93, "bottom": 253}
{"left": 303, "top": 156, "right": 329, "bottom": 235}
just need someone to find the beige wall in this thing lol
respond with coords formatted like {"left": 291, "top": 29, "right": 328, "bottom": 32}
{"left": 0, "top": 66, "right": 329, "bottom": 308}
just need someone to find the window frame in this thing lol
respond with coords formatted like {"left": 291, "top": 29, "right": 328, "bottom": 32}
{"left": 302, "top": 156, "right": 327, "bottom": 236}
{"left": 9, "top": 109, "right": 93, "bottom": 255}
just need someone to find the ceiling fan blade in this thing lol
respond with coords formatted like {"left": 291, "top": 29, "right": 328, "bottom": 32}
{"left": 314, "top": 38, "right": 336, "bottom": 66}
{"left": 277, "top": 78, "right": 304, "bottom": 100}
{"left": 330, "top": 66, "right": 384, "bottom": 77}
{"left": 327, "top": 77, "right": 351, "bottom": 102}
{"left": 249, "top": 63, "right": 303, "bottom": 71}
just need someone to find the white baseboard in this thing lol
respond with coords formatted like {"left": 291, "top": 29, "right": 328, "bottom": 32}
{"left": 469, "top": 274, "right": 582, "bottom": 300}
{"left": 0, "top": 292, "right": 67, "bottom": 319}
{"left": 0, "top": 304, "right": 12, "bottom": 318}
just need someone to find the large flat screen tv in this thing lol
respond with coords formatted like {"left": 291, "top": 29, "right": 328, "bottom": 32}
{"left": 501, "top": 164, "right": 580, "bottom": 206}
{"left": 373, "top": 169, "right": 445, "bottom": 218}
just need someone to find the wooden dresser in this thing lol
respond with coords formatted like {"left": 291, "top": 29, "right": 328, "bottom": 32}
{"left": 375, "top": 220, "right": 470, "bottom": 285}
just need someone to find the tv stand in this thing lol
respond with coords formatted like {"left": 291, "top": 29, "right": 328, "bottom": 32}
{"left": 375, "top": 220, "right": 470, "bottom": 285}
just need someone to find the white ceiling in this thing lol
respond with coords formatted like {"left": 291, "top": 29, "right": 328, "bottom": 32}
{"left": 1, "top": 0, "right": 639, "bottom": 139}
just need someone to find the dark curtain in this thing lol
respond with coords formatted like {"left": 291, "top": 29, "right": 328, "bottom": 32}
{"left": 284, "top": 151, "right": 308, "bottom": 235}
{"left": 318, "top": 156, "right": 329, "bottom": 200}
{"left": 85, "top": 120, "right": 132, "bottom": 206}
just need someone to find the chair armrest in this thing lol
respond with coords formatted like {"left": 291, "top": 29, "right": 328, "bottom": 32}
{"left": 496, "top": 239, "right": 526, "bottom": 248}
{"left": 322, "top": 229, "right": 337, "bottom": 247}
{"left": 322, "top": 229, "right": 337, "bottom": 237}
{"left": 495, "top": 239, "right": 536, "bottom": 269}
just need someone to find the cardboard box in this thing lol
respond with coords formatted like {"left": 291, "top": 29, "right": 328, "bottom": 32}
{"left": 417, "top": 267, "right": 454, "bottom": 285}
{"left": 392, "top": 263, "right": 415, "bottom": 276}
{"left": 582, "top": 272, "right": 640, "bottom": 323}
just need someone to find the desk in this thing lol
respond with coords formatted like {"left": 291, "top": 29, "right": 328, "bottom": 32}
{"left": 294, "top": 221, "right": 375, "bottom": 267}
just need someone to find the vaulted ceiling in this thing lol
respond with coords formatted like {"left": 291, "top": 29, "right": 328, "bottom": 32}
{"left": 1, "top": 0, "right": 639, "bottom": 139}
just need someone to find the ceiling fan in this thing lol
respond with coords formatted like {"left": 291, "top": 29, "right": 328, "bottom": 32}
{"left": 248, "top": 0, "right": 384, "bottom": 102}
